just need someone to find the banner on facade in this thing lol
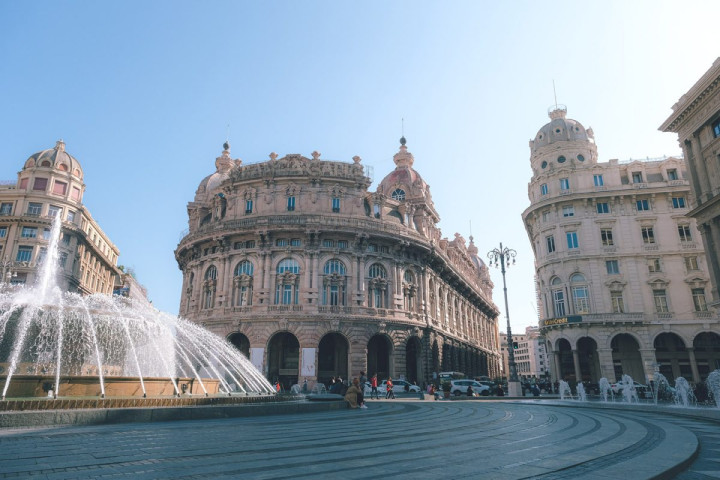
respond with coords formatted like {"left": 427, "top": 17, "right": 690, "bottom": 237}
{"left": 250, "top": 347, "right": 265, "bottom": 373}
{"left": 301, "top": 348, "right": 316, "bottom": 377}
{"left": 542, "top": 315, "right": 582, "bottom": 327}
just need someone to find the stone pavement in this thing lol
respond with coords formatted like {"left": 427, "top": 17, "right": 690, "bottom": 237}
{"left": 0, "top": 399, "right": 717, "bottom": 479}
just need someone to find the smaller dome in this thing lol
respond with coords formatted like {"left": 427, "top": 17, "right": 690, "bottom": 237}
{"left": 378, "top": 140, "right": 430, "bottom": 198}
{"left": 530, "top": 107, "right": 594, "bottom": 154}
{"left": 25, "top": 140, "right": 83, "bottom": 178}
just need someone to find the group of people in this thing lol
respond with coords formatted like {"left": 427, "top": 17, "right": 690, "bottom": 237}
{"left": 344, "top": 372, "right": 405, "bottom": 408}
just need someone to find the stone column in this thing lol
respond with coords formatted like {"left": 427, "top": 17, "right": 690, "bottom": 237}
{"left": 572, "top": 350, "right": 582, "bottom": 382}
{"left": 687, "top": 347, "right": 701, "bottom": 384}
{"left": 597, "top": 348, "right": 615, "bottom": 382}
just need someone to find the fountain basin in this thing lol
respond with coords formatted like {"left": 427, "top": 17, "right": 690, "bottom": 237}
{"left": 0, "top": 374, "right": 221, "bottom": 398}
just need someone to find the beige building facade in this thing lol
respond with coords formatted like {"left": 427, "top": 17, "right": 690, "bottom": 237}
{"left": 0, "top": 141, "right": 120, "bottom": 294}
{"left": 523, "top": 107, "right": 720, "bottom": 386}
{"left": 175, "top": 140, "right": 502, "bottom": 389}
{"left": 500, "top": 326, "right": 548, "bottom": 380}
{"left": 661, "top": 57, "right": 720, "bottom": 310}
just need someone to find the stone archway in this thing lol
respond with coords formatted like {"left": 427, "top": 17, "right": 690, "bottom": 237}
{"left": 576, "top": 337, "right": 600, "bottom": 383}
{"left": 405, "top": 337, "right": 423, "bottom": 384}
{"left": 227, "top": 332, "right": 250, "bottom": 358}
{"left": 267, "top": 332, "right": 299, "bottom": 390}
{"left": 318, "top": 333, "right": 349, "bottom": 385}
{"left": 611, "top": 334, "right": 643, "bottom": 382}
{"left": 654, "top": 332, "right": 690, "bottom": 381}
{"left": 367, "top": 334, "right": 392, "bottom": 380}
{"left": 556, "top": 338, "right": 575, "bottom": 381}
{"left": 693, "top": 331, "right": 720, "bottom": 381}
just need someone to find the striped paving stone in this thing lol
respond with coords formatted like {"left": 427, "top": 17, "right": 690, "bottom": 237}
{"left": 0, "top": 400, "right": 707, "bottom": 479}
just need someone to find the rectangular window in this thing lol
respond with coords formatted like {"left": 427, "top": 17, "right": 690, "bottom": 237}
{"left": 667, "top": 169, "right": 678, "bottom": 181}
{"left": 678, "top": 225, "right": 692, "bottom": 242}
{"left": 71, "top": 187, "right": 80, "bottom": 201}
{"left": 245, "top": 200, "right": 253, "bottom": 214}
{"left": 33, "top": 178, "right": 48, "bottom": 191}
{"left": 0, "top": 203, "right": 12, "bottom": 216}
{"left": 562, "top": 205, "right": 574, "bottom": 217}
{"left": 692, "top": 288, "right": 708, "bottom": 312}
{"left": 42, "top": 228, "right": 51, "bottom": 240}
{"left": 380, "top": 246, "right": 389, "bottom": 254}
{"left": 593, "top": 174, "right": 604, "bottom": 186}
{"left": 290, "top": 238, "right": 301, "bottom": 246}
{"left": 0, "top": 227, "right": 6, "bottom": 238}
{"left": 540, "top": 184, "right": 548, "bottom": 196}
{"left": 566, "top": 231, "right": 579, "bottom": 250}
{"left": 337, "top": 240, "right": 348, "bottom": 249}
{"left": 16, "top": 246, "right": 32, "bottom": 262}
{"left": 685, "top": 256, "right": 699, "bottom": 271}
{"left": 606, "top": 260, "right": 619, "bottom": 274}
{"left": 641, "top": 227, "right": 655, "bottom": 244}
{"left": 713, "top": 119, "right": 720, "bottom": 138}
{"left": 636, "top": 199, "right": 650, "bottom": 211}
{"left": 648, "top": 258, "right": 662, "bottom": 273}
{"left": 276, "top": 239, "right": 288, "bottom": 247}
{"left": 600, "top": 229, "right": 614, "bottom": 246}
{"left": 48, "top": 205, "right": 61, "bottom": 218}
{"left": 632, "top": 172, "right": 643, "bottom": 183}
{"left": 542, "top": 210, "right": 550, "bottom": 222}
{"left": 596, "top": 202, "right": 609, "bottom": 214}
{"left": 560, "top": 178, "right": 570, "bottom": 191}
{"left": 546, "top": 235, "right": 555, "bottom": 254}
{"left": 332, "top": 197, "right": 340, "bottom": 212}
{"left": 27, "top": 203, "right": 42, "bottom": 216}
{"left": 287, "top": 196, "right": 295, "bottom": 211}
{"left": 367, "top": 244, "right": 378, "bottom": 252}
{"left": 323, "top": 239, "right": 334, "bottom": 248}
{"left": 611, "top": 291, "right": 625, "bottom": 313}
{"left": 62, "top": 234, "right": 71, "bottom": 245}
{"left": 672, "top": 197, "right": 686, "bottom": 208}
{"left": 553, "top": 289, "right": 566, "bottom": 317}
{"left": 19, "top": 178, "right": 28, "bottom": 190}
{"left": 21, "top": 227, "right": 38, "bottom": 238}
{"left": 572, "top": 286, "right": 590, "bottom": 314}
{"left": 52, "top": 181, "right": 67, "bottom": 195}
{"left": 67, "top": 210, "right": 76, "bottom": 223}
{"left": 245, "top": 240, "right": 255, "bottom": 248}
{"left": 653, "top": 289, "right": 669, "bottom": 313}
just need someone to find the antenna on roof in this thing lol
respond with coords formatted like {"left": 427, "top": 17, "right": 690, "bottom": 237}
{"left": 469, "top": 220, "right": 473, "bottom": 237}
{"left": 226, "top": 124, "right": 230, "bottom": 143}
{"left": 553, "top": 79, "right": 558, "bottom": 109}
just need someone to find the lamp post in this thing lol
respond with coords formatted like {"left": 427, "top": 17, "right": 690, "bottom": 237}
{"left": 488, "top": 243, "right": 522, "bottom": 397}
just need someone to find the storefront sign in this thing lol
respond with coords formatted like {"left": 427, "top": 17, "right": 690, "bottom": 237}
{"left": 543, "top": 315, "right": 582, "bottom": 326}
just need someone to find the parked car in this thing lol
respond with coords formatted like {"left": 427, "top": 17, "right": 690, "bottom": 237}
{"left": 609, "top": 381, "right": 652, "bottom": 399}
{"left": 450, "top": 379, "right": 491, "bottom": 396}
{"left": 379, "top": 379, "right": 421, "bottom": 394}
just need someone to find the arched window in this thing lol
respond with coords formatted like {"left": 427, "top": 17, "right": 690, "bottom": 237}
{"left": 322, "top": 259, "right": 347, "bottom": 306}
{"left": 276, "top": 258, "right": 300, "bottom": 304}
{"left": 368, "top": 263, "right": 388, "bottom": 308}
{"left": 233, "top": 260, "right": 254, "bottom": 306}
{"left": 203, "top": 266, "right": 218, "bottom": 309}
{"left": 391, "top": 189, "right": 406, "bottom": 201}
{"left": 551, "top": 276, "right": 565, "bottom": 317}
{"left": 570, "top": 273, "right": 590, "bottom": 314}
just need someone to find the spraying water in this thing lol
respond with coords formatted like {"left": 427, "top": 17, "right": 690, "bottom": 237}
{"left": 599, "top": 377, "right": 613, "bottom": 402}
{"left": 558, "top": 380, "right": 572, "bottom": 400}
{"left": 575, "top": 382, "right": 587, "bottom": 402}
{"left": 673, "top": 377, "right": 695, "bottom": 408}
{"left": 620, "top": 374, "right": 639, "bottom": 403}
{"left": 707, "top": 370, "right": 720, "bottom": 408}
{"left": 0, "top": 215, "right": 275, "bottom": 399}
{"left": 652, "top": 373, "right": 671, "bottom": 405}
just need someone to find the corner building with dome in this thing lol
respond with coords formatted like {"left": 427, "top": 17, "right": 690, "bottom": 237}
{"left": 523, "top": 107, "right": 720, "bottom": 387}
{"left": 175, "top": 140, "right": 502, "bottom": 389}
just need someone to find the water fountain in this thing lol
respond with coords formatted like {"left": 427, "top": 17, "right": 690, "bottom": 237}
{"left": 619, "top": 374, "right": 638, "bottom": 403}
{"left": 558, "top": 380, "right": 572, "bottom": 400}
{"left": 652, "top": 373, "right": 672, "bottom": 405}
{"left": 673, "top": 377, "right": 695, "bottom": 408}
{"left": 575, "top": 382, "right": 587, "bottom": 402}
{"left": 0, "top": 216, "right": 275, "bottom": 400}
{"left": 707, "top": 369, "right": 720, "bottom": 408}
{"left": 598, "top": 377, "right": 613, "bottom": 402}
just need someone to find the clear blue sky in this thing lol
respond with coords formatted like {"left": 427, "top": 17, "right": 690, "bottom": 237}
{"left": 1, "top": 1, "right": 718, "bottom": 333}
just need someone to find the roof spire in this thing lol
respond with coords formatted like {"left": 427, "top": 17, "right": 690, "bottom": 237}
{"left": 400, "top": 117, "right": 406, "bottom": 146}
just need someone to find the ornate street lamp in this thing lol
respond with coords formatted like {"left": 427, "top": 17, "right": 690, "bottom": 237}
{"left": 488, "top": 243, "right": 522, "bottom": 397}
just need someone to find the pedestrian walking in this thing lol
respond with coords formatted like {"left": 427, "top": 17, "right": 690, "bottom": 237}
{"left": 370, "top": 373, "right": 379, "bottom": 399}
{"left": 386, "top": 378, "right": 395, "bottom": 399}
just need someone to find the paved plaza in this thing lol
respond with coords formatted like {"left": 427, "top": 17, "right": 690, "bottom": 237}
{"left": 0, "top": 400, "right": 719, "bottom": 479}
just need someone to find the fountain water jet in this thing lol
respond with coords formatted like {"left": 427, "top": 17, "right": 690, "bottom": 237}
{"left": 558, "top": 380, "right": 572, "bottom": 400}
{"left": 599, "top": 377, "right": 613, "bottom": 402}
{"left": 575, "top": 382, "right": 587, "bottom": 402}
{"left": 707, "top": 370, "right": 720, "bottom": 408}
{"left": 673, "top": 377, "right": 695, "bottom": 407}
{"left": 0, "top": 215, "right": 275, "bottom": 399}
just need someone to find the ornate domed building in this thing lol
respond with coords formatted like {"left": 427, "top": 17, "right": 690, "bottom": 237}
{"left": 175, "top": 140, "right": 502, "bottom": 389}
{"left": 0, "top": 141, "right": 120, "bottom": 293}
{"left": 524, "top": 107, "right": 720, "bottom": 386}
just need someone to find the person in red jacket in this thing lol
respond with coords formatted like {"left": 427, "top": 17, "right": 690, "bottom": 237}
{"left": 370, "top": 373, "right": 379, "bottom": 399}
{"left": 386, "top": 378, "right": 395, "bottom": 399}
